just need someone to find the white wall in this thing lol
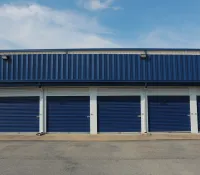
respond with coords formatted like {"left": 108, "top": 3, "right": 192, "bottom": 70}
{"left": 0, "top": 87, "right": 40, "bottom": 97}
{"left": 0, "top": 86, "right": 198, "bottom": 134}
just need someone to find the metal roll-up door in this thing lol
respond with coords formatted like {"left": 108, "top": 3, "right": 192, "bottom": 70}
{"left": 148, "top": 96, "right": 190, "bottom": 132}
{"left": 97, "top": 96, "right": 141, "bottom": 132}
{"left": 47, "top": 96, "right": 90, "bottom": 132}
{"left": 0, "top": 97, "right": 39, "bottom": 132}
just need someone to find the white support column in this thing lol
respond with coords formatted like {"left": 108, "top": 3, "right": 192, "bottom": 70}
{"left": 189, "top": 88, "right": 198, "bottom": 133}
{"left": 39, "top": 88, "right": 46, "bottom": 133}
{"left": 140, "top": 88, "right": 148, "bottom": 133}
{"left": 89, "top": 88, "right": 98, "bottom": 134}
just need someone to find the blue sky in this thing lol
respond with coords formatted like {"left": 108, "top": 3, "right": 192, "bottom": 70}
{"left": 0, "top": 0, "right": 200, "bottom": 49}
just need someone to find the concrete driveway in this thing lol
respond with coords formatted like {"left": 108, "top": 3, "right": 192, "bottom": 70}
{"left": 0, "top": 141, "right": 199, "bottom": 175}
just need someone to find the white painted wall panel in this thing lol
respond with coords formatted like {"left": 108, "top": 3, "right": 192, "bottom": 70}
{"left": 195, "top": 88, "right": 200, "bottom": 95}
{"left": 147, "top": 87, "right": 189, "bottom": 96}
{"left": 97, "top": 87, "right": 140, "bottom": 96}
{"left": 0, "top": 87, "right": 40, "bottom": 97}
{"left": 45, "top": 87, "right": 90, "bottom": 96}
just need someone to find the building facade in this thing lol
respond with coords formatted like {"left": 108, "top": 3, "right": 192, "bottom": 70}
{"left": 0, "top": 48, "right": 200, "bottom": 134}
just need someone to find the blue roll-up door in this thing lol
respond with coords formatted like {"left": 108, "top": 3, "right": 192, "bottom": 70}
{"left": 0, "top": 97, "right": 39, "bottom": 132}
{"left": 97, "top": 96, "right": 141, "bottom": 132}
{"left": 47, "top": 96, "right": 90, "bottom": 132}
{"left": 148, "top": 96, "right": 190, "bottom": 132}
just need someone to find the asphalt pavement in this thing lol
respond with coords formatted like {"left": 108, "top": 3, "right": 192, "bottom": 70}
{"left": 0, "top": 140, "right": 199, "bottom": 175}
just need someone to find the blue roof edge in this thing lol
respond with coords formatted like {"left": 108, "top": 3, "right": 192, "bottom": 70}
{"left": 0, "top": 48, "right": 200, "bottom": 53}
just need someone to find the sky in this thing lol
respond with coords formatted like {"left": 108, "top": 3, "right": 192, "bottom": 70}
{"left": 0, "top": 0, "right": 200, "bottom": 49}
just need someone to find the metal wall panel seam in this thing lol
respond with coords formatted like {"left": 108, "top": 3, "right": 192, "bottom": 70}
{"left": 106, "top": 54, "right": 110, "bottom": 80}
{"left": 5, "top": 56, "right": 9, "bottom": 80}
{"left": 25, "top": 54, "right": 28, "bottom": 80}
{"left": 66, "top": 54, "right": 69, "bottom": 80}
{"left": 97, "top": 54, "right": 100, "bottom": 80}
{"left": 55, "top": 54, "right": 58, "bottom": 80}
{"left": 15, "top": 55, "right": 19, "bottom": 80}
{"left": 40, "top": 54, "right": 43, "bottom": 80}
{"left": 122, "top": 54, "right": 125, "bottom": 80}
{"left": 76, "top": 54, "right": 79, "bottom": 80}
{"left": 102, "top": 54, "right": 105, "bottom": 80}
{"left": 50, "top": 54, "right": 53, "bottom": 80}
{"left": 91, "top": 54, "right": 94, "bottom": 80}
{"left": 11, "top": 55, "right": 14, "bottom": 80}
{"left": 45, "top": 54, "right": 49, "bottom": 80}
{"left": 86, "top": 54, "right": 89, "bottom": 80}
{"left": 35, "top": 54, "right": 38, "bottom": 80}
{"left": 20, "top": 54, "right": 23, "bottom": 80}
{"left": 30, "top": 54, "right": 33, "bottom": 80}
{"left": 61, "top": 54, "right": 64, "bottom": 80}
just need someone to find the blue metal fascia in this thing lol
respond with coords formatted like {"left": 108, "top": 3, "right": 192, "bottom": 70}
{"left": 0, "top": 82, "right": 200, "bottom": 87}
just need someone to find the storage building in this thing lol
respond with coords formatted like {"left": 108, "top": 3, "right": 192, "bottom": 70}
{"left": 0, "top": 48, "right": 199, "bottom": 134}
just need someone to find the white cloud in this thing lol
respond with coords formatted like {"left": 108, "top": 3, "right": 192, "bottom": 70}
{"left": 124, "top": 28, "right": 200, "bottom": 48}
{"left": 0, "top": 3, "right": 199, "bottom": 50}
{"left": 0, "top": 3, "right": 119, "bottom": 49}
{"left": 78, "top": 0, "right": 121, "bottom": 11}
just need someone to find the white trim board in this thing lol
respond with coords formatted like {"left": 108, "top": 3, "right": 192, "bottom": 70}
{"left": 0, "top": 87, "right": 40, "bottom": 97}
{"left": 45, "top": 87, "right": 90, "bottom": 96}
{"left": 0, "top": 87, "right": 192, "bottom": 97}
{"left": 2, "top": 50, "right": 200, "bottom": 55}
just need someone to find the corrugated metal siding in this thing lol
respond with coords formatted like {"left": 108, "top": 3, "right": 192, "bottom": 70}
{"left": 47, "top": 96, "right": 90, "bottom": 132}
{"left": 97, "top": 96, "right": 141, "bottom": 132}
{"left": 0, "top": 97, "right": 39, "bottom": 132}
{"left": 146, "top": 55, "right": 200, "bottom": 81}
{"left": 0, "top": 54, "right": 200, "bottom": 82}
{"left": 148, "top": 96, "right": 190, "bottom": 132}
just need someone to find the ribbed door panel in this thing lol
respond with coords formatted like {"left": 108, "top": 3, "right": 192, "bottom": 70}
{"left": 148, "top": 96, "right": 190, "bottom": 132}
{"left": 47, "top": 96, "right": 90, "bottom": 132}
{"left": 98, "top": 96, "right": 141, "bottom": 132}
{"left": 0, "top": 97, "right": 39, "bottom": 132}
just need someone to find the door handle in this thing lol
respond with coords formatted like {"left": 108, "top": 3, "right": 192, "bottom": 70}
{"left": 87, "top": 116, "right": 90, "bottom": 118}
{"left": 137, "top": 115, "right": 141, "bottom": 118}
{"left": 36, "top": 116, "right": 40, "bottom": 118}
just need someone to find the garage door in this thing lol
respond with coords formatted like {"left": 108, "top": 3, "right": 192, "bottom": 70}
{"left": 148, "top": 96, "right": 190, "bottom": 132}
{"left": 98, "top": 96, "right": 141, "bottom": 132}
{"left": 47, "top": 96, "right": 90, "bottom": 132}
{"left": 0, "top": 97, "right": 39, "bottom": 132}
